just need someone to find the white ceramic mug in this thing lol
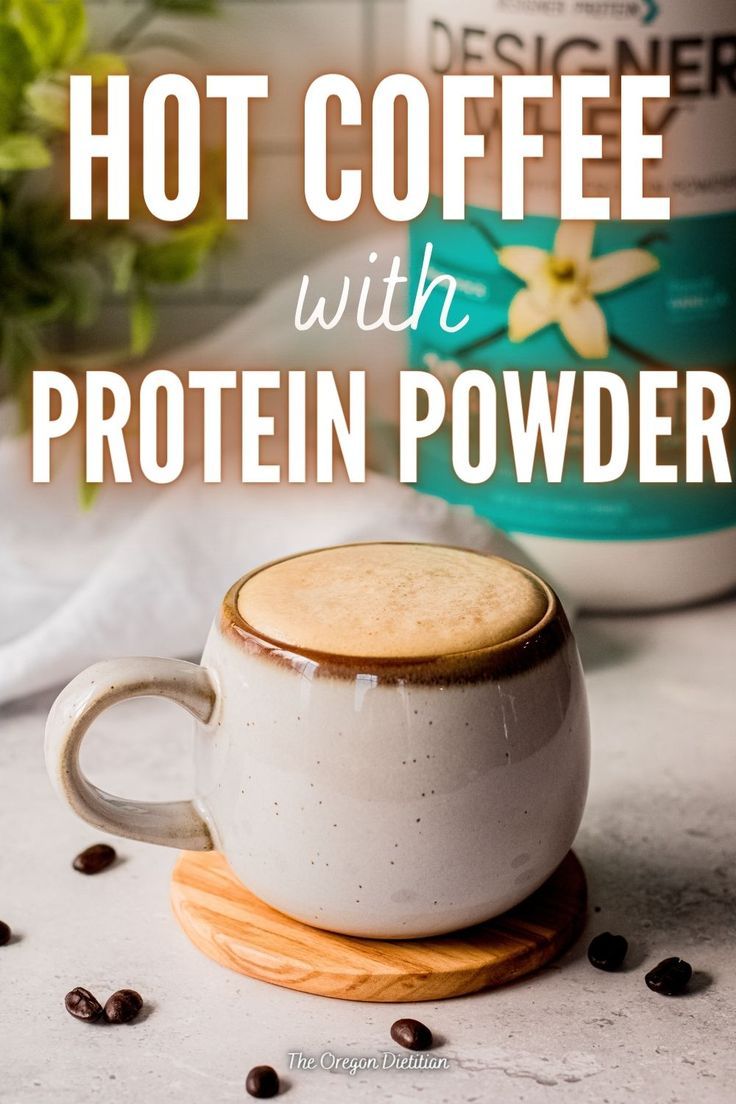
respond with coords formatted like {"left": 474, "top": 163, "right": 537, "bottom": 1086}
{"left": 45, "top": 543, "right": 589, "bottom": 938}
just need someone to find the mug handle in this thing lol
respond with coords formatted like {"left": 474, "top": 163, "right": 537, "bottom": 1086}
{"left": 45, "top": 657, "right": 216, "bottom": 851}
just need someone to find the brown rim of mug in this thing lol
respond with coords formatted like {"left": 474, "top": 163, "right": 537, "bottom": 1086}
{"left": 219, "top": 542, "right": 570, "bottom": 685}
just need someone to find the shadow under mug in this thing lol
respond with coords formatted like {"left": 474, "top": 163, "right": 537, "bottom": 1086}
{"left": 45, "top": 545, "right": 590, "bottom": 939}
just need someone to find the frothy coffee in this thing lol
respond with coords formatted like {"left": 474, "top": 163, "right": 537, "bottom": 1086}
{"left": 236, "top": 543, "right": 550, "bottom": 659}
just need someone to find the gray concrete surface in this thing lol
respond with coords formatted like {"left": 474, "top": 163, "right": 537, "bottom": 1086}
{"left": 1, "top": 598, "right": 734, "bottom": 1103}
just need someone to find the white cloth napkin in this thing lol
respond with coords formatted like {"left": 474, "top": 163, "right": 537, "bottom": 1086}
{"left": 0, "top": 463, "right": 537, "bottom": 704}
{"left": 0, "top": 231, "right": 547, "bottom": 705}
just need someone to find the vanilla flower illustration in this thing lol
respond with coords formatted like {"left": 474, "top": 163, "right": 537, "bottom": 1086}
{"left": 498, "top": 221, "right": 659, "bottom": 359}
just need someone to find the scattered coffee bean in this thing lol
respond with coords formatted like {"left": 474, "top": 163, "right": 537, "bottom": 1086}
{"left": 104, "top": 989, "right": 143, "bottom": 1024}
{"left": 0, "top": 921, "right": 11, "bottom": 946}
{"left": 645, "top": 957, "right": 692, "bottom": 996}
{"left": 65, "top": 987, "right": 103, "bottom": 1022}
{"left": 390, "top": 1018, "right": 433, "bottom": 1051}
{"left": 245, "top": 1065, "right": 280, "bottom": 1098}
{"left": 73, "top": 843, "right": 117, "bottom": 875}
{"left": 587, "top": 931, "right": 628, "bottom": 972}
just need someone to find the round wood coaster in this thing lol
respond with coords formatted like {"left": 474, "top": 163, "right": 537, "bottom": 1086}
{"left": 170, "top": 850, "right": 586, "bottom": 1002}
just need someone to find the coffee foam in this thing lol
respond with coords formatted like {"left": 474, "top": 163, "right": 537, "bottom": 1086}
{"left": 236, "top": 544, "right": 550, "bottom": 660}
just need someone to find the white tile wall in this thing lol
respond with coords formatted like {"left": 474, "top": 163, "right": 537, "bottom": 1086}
{"left": 83, "top": 0, "right": 407, "bottom": 349}
{"left": 373, "top": 0, "right": 407, "bottom": 80}
{"left": 216, "top": 150, "right": 382, "bottom": 295}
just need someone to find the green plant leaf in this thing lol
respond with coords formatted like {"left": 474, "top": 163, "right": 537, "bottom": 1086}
{"left": 25, "top": 77, "right": 69, "bottom": 128}
{"left": 57, "top": 0, "right": 87, "bottom": 67}
{"left": 7, "top": 0, "right": 87, "bottom": 72}
{"left": 79, "top": 477, "right": 101, "bottom": 510}
{"left": 136, "top": 220, "right": 222, "bottom": 284}
{"left": 73, "top": 51, "right": 127, "bottom": 85}
{"left": 150, "top": 0, "right": 217, "bottom": 12}
{"left": 0, "top": 24, "right": 34, "bottom": 134}
{"left": 107, "top": 237, "right": 137, "bottom": 295}
{"left": 0, "top": 131, "right": 51, "bottom": 170}
{"left": 7, "top": 0, "right": 61, "bottom": 72}
{"left": 17, "top": 289, "right": 68, "bottom": 323}
{"left": 62, "top": 259, "right": 104, "bottom": 327}
{"left": 130, "top": 287, "right": 155, "bottom": 355}
{"left": 0, "top": 317, "right": 43, "bottom": 401}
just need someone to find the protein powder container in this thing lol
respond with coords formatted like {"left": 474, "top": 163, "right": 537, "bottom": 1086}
{"left": 406, "top": 0, "right": 736, "bottom": 609}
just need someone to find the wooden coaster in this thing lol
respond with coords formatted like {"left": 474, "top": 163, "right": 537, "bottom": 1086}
{"left": 171, "top": 850, "right": 586, "bottom": 1002}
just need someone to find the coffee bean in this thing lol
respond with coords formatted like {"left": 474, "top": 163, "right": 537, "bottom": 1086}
{"left": 0, "top": 921, "right": 11, "bottom": 946}
{"left": 587, "top": 931, "right": 628, "bottom": 972}
{"left": 73, "top": 843, "right": 117, "bottom": 875}
{"left": 390, "top": 1018, "right": 433, "bottom": 1051}
{"left": 65, "top": 987, "right": 103, "bottom": 1022}
{"left": 245, "top": 1065, "right": 280, "bottom": 1098}
{"left": 645, "top": 957, "right": 692, "bottom": 996}
{"left": 104, "top": 989, "right": 143, "bottom": 1024}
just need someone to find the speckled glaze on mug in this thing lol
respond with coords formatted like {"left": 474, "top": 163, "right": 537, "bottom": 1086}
{"left": 46, "top": 543, "right": 589, "bottom": 939}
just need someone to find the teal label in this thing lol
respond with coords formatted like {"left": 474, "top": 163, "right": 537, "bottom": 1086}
{"left": 408, "top": 202, "right": 736, "bottom": 540}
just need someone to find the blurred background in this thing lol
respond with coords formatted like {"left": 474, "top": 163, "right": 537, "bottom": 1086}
{"left": 0, "top": 0, "right": 406, "bottom": 410}
{"left": 72, "top": 0, "right": 404, "bottom": 356}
